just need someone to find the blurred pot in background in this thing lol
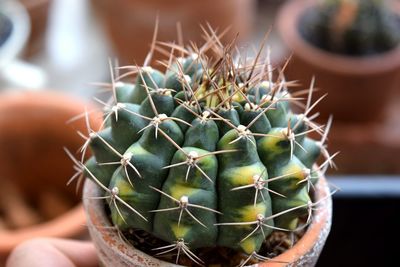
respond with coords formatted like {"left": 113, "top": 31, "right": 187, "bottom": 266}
{"left": 327, "top": 101, "right": 400, "bottom": 174}
{"left": 92, "top": 0, "right": 256, "bottom": 65}
{"left": 0, "top": 91, "right": 101, "bottom": 263}
{"left": 278, "top": 0, "right": 400, "bottom": 174}
{"left": 277, "top": 0, "right": 400, "bottom": 123}
{"left": 19, "top": 0, "right": 52, "bottom": 57}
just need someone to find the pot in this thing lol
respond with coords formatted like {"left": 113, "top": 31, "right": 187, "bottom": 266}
{"left": 83, "top": 173, "right": 332, "bottom": 266}
{"left": 324, "top": 80, "right": 400, "bottom": 174}
{"left": 276, "top": 0, "right": 400, "bottom": 123}
{"left": 92, "top": 0, "right": 256, "bottom": 66}
{"left": 0, "top": 91, "right": 102, "bottom": 262}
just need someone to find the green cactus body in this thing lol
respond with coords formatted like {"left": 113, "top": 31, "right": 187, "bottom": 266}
{"left": 257, "top": 127, "right": 311, "bottom": 230}
{"left": 217, "top": 128, "right": 273, "bottom": 254}
{"left": 295, "top": 137, "right": 322, "bottom": 169}
{"left": 183, "top": 117, "right": 219, "bottom": 151}
{"left": 109, "top": 118, "right": 184, "bottom": 231}
{"left": 260, "top": 96, "right": 288, "bottom": 127}
{"left": 248, "top": 81, "right": 271, "bottom": 101}
{"left": 171, "top": 102, "right": 198, "bottom": 132}
{"left": 79, "top": 41, "right": 334, "bottom": 265}
{"left": 169, "top": 54, "right": 202, "bottom": 76}
{"left": 267, "top": 157, "right": 310, "bottom": 230}
{"left": 257, "top": 127, "right": 291, "bottom": 167}
{"left": 216, "top": 107, "right": 241, "bottom": 136}
{"left": 109, "top": 103, "right": 144, "bottom": 148}
{"left": 131, "top": 67, "right": 165, "bottom": 104}
{"left": 164, "top": 54, "right": 203, "bottom": 95}
{"left": 165, "top": 73, "right": 192, "bottom": 94}
{"left": 138, "top": 90, "right": 175, "bottom": 118}
{"left": 288, "top": 113, "right": 309, "bottom": 144}
{"left": 115, "top": 82, "right": 136, "bottom": 103}
{"left": 89, "top": 128, "right": 125, "bottom": 163}
{"left": 84, "top": 156, "right": 114, "bottom": 186}
{"left": 153, "top": 147, "right": 218, "bottom": 248}
{"left": 240, "top": 104, "right": 272, "bottom": 139}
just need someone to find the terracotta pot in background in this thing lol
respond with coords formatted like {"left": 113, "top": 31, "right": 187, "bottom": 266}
{"left": 19, "top": 0, "right": 52, "bottom": 57}
{"left": 83, "top": 174, "right": 332, "bottom": 266}
{"left": 92, "top": 0, "right": 256, "bottom": 66}
{"left": 0, "top": 91, "right": 102, "bottom": 262}
{"left": 277, "top": 0, "right": 400, "bottom": 123}
{"left": 327, "top": 99, "right": 400, "bottom": 174}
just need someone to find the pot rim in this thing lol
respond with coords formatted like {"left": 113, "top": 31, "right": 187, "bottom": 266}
{"left": 0, "top": 90, "right": 97, "bottom": 119}
{"left": 277, "top": 0, "right": 400, "bottom": 76}
{"left": 0, "top": 90, "right": 100, "bottom": 254}
{"left": 83, "top": 172, "right": 332, "bottom": 266}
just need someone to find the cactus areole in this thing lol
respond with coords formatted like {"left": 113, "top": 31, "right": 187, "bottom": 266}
{"left": 74, "top": 31, "right": 335, "bottom": 266}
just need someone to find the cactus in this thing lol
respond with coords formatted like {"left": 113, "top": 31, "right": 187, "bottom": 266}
{"left": 69, "top": 29, "right": 336, "bottom": 266}
{"left": 300, "top": 0, "right": 400, "bottom": 55}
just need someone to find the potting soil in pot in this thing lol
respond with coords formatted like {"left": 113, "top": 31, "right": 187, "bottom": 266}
{"left": 104, "top": 202, "right": 308, "bottom": 266}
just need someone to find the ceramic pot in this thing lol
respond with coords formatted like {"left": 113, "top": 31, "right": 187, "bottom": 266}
{"left": 83, "top": 173, "right": 332, "bottom": 266}
{"left": 92, "top": 0, "right": 256, "bottom": 66}
{"left": 19, "top": 0, "right": 52, "bottom": 57}
{"left": 276, "top": 0, "right": 400, "bottom": 123}
{"left": 0, "top": 91, "right": 102, "bottom": 261}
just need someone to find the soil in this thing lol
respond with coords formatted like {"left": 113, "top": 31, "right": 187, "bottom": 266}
{"left": 105, "top": 204, "right": 308, "bottom": 266}
{"left": 0, "top": 13, "right": 13, "bottom": 47}
{"left": 123, "top": 228, "right": 306, "bottom": 266}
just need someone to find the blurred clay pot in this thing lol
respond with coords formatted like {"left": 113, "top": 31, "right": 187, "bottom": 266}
{"left": 277, "top": 0, "right": 400, "bottom": 123}
{"left": 19, "top": 0, "right": 52, "bottom": 57}
{"left": 0, "top": 91, "right": 102, "bottom": 261}
{"left": 92, "top": 0, "right": 256, "bottom": 65}
{"left": 326, "top": 99, "right": 400, "bottom": 174}
{"left": 83, "top": 173, "right": 332, "bottom": 266}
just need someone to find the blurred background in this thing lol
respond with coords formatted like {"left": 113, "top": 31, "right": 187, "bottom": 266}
{"left": 0, "top": 0, "right": 399, "bottom": 266}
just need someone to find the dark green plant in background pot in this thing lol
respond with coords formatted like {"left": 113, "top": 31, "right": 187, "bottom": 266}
{"left": 300, "top": 0, "right": 400, "bottom": 55}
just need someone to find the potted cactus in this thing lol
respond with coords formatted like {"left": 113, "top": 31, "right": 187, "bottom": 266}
{"left": 76, "top": 31, "right": 336, "bottom": 266}
{"left": 277, "top": 0, "right": 400, "bottom": 122}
